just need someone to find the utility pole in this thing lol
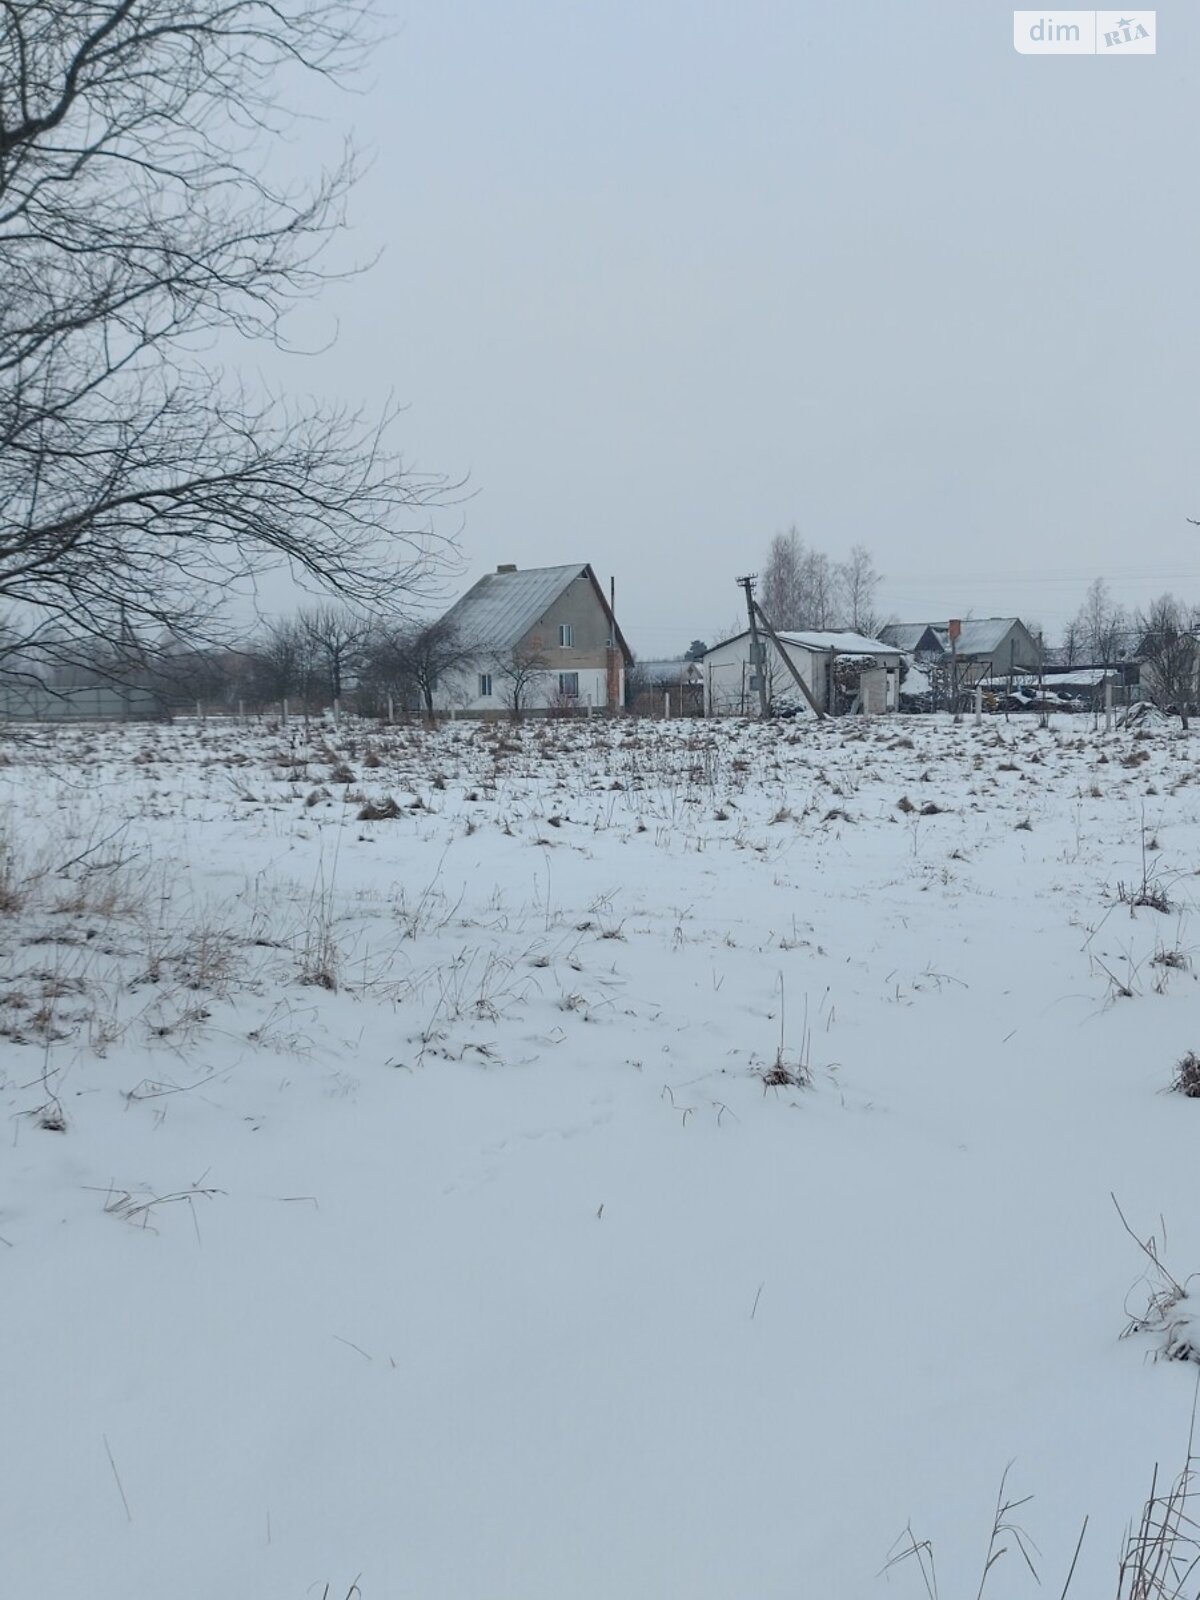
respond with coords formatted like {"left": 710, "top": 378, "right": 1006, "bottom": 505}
{"left": 949, "top": 618, "right": 962, "bottom": 724}
{"left": 607, "top": 575, "right": 620, "bottom": 713}
{"left": 738, "top": 575, "right": 771, "bottom": 719}
{"left": 1037, "top": 634, "right": 1048, "bottom": 730}
{"left": 751, "top": 599, "right": 827, "bottom": 720}
{"left": 736, "top": 574, "right": 828, "bottom": 721}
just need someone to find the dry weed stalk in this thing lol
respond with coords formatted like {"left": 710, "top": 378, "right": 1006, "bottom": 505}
{"left": 1114, "top": 1195, "right": 1197, "bottom": 1362}
{"left": 888, "top": 1441, "right": 1200, "bottom": 1598}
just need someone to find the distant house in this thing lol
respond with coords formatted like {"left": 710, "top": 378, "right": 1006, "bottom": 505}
{"left": 882, "top": 623, "right": 946, "bottom": 658}
{"left": 1131, "top": 622, "right": 1200, "bottom": 714}
{"left": 702, "top": 628, "right": 904, "bottom": 716}
{"left": 431, "top": 562, "right": 632, "bottom": 715}
{"left": 879, "top": 618, "right": 1040, "bottom": 680}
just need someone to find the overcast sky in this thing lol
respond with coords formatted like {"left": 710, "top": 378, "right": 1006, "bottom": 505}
{"left": 271, "top": 1, "right": 1199, "bottom": 654}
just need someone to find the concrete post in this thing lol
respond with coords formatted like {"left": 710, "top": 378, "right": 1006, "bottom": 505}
{"left": 974, "top": 685, "right": 983, "bottom": 726}
{"left": 1105, "top": 681, "right": 1114, "bottom": 732}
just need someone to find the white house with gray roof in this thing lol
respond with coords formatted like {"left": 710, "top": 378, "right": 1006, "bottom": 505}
{"left": 702, "top": 628, "right": 903, "bottom": 716}
{"left": 431, "top": 562, "right": 632, "bottom": 715}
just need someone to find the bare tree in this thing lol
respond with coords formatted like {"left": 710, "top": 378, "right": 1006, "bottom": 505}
{"left": 1073, "top": 578, "right": 1129, "bottom": 671}
{"left": 356, "top": 625, "right": 416, "bottom": 717}
{"left": 245, "top": 620, "right": 319, "bottom": 710}
{"left": 1136, "top": 595, "right": 1199, "bottom": 728}
{"left": 493, "top": 641, "right": 548, "bottom": 722}
{"left": 798, "top": 549, "right": 837, "bottom": 628}
{"left": 1059, "top": 617, "right": 1084, "bottom": 669}
{"left": 761, "top": 529, "right": 805, "bottom": 629}
{"left": 0, "top": 1, "right": 453, "bottom": 676}
{"left": 376, "top": 618, "right": 471, "bottom": 723}
{"left": 299, "top": 605, "right": 372, "bottom": 703}
{"left": 836, "top": 545, "right": 882, "bottom": 636}
{"left": 148, "top": 642, "right": 238, "bottom": 710}
{"left": 760, "top": 528, "right": 859, "bottom": 631}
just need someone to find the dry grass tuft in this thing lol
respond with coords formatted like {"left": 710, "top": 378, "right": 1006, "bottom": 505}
{"left": 1172, "top": 1052, "right": 1200, "bottom": 1099}
{"left": 0, "top": 842, "right": 28, "bottom": 912}
{"left": 1119, "top": 880, "right": 1172, "bottom": 914}
{"left": 357, "top": 797, "right": 402, "bottom": 821}
{"left": 760, "top": 1058, "right": 807, "bottom": 1089}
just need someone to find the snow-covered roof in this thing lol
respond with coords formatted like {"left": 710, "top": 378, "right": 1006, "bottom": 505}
{"left": 980, "top": 668, "right": 1111, "bottom": 690}
{"left": 880, "top": 622, "right": 936, "bottom": 652}
{"left": 949, "top": 618, "right": 1027, "bottom": 656}
{"left": 705, "top": 628, "right": 900, "bottom": 658}
{"left": 438, "top": 564, "right": 630, "bottom": 659}
{"left": 776, "top": 629, "right": 901, "bottom": 655}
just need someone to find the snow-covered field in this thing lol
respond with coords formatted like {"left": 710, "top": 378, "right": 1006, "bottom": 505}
{"left": 2, "top": 712, "right": 1199, "bottom": 1599}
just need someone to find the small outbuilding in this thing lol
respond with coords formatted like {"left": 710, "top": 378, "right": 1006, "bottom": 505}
{"left": 702, "top": 629, "right": 904, "bottom": 717}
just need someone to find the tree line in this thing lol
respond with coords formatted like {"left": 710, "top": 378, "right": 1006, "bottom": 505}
{"left": 101, "top": 610, "right": 470, "bottom": 720}
{"left": 1062, "top": 579, "right": 1200, "bottom": 726}
{"left": 38, "top": 608, "right": 576, "bottom": 722}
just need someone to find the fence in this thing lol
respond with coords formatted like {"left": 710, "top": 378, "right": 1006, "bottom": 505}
{"left": 0, "top": 684, "right": 168, "bottom": 722}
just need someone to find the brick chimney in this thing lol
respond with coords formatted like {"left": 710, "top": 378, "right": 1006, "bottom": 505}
{"left": 496, "top": 563, "right": 517, "bottom": 574}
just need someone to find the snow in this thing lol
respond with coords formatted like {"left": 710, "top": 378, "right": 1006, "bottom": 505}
{"left": 1121, "top": 702, "right": 1177, "bottom": 731}
{"left": 2, "top": 713, "right": 1200, "bottom": 1599}
{"left": 900, "top": 661, "right": 931, "bottom": 697}
{"left": 705, "top": 629, "right": 900, "bottom": 658}
{"left": 979, "top": 668, "right": 1112, "bottom": 690}
{"left": 777, "top": 628, "right": 899, "bottom": 654}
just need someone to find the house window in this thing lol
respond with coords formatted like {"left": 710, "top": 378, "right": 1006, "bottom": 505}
{"left": 558, "top": 672, "right": 579, "bottom": 698}
{"left": 558, "top": 623, "right": 573, "bottom": 648}
{"left": 478, "top": 672, "right": 492, "bottom": 698}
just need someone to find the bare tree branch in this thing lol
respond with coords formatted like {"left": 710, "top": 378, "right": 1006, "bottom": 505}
{"left": 0, "top": 1, "right": 456, "bottom": 676}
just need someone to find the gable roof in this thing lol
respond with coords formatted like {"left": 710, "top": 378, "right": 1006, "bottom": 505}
{"left": 948, "top": 618, "right": 1029, "bottom": 657}
{"left": 778, "top": 628, "right": 901, "bottom": 655}
{"left": 438, "top": 563, "right": 631, "bottom": 662}
{"left": 705, "top": 627, "right": 900, "bottom": 657}
{"left": 879, "top": 622, "right": 940, "bottom": 653}
{"left": 881, "top": 618, "right": 1031, "bottom": 658}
